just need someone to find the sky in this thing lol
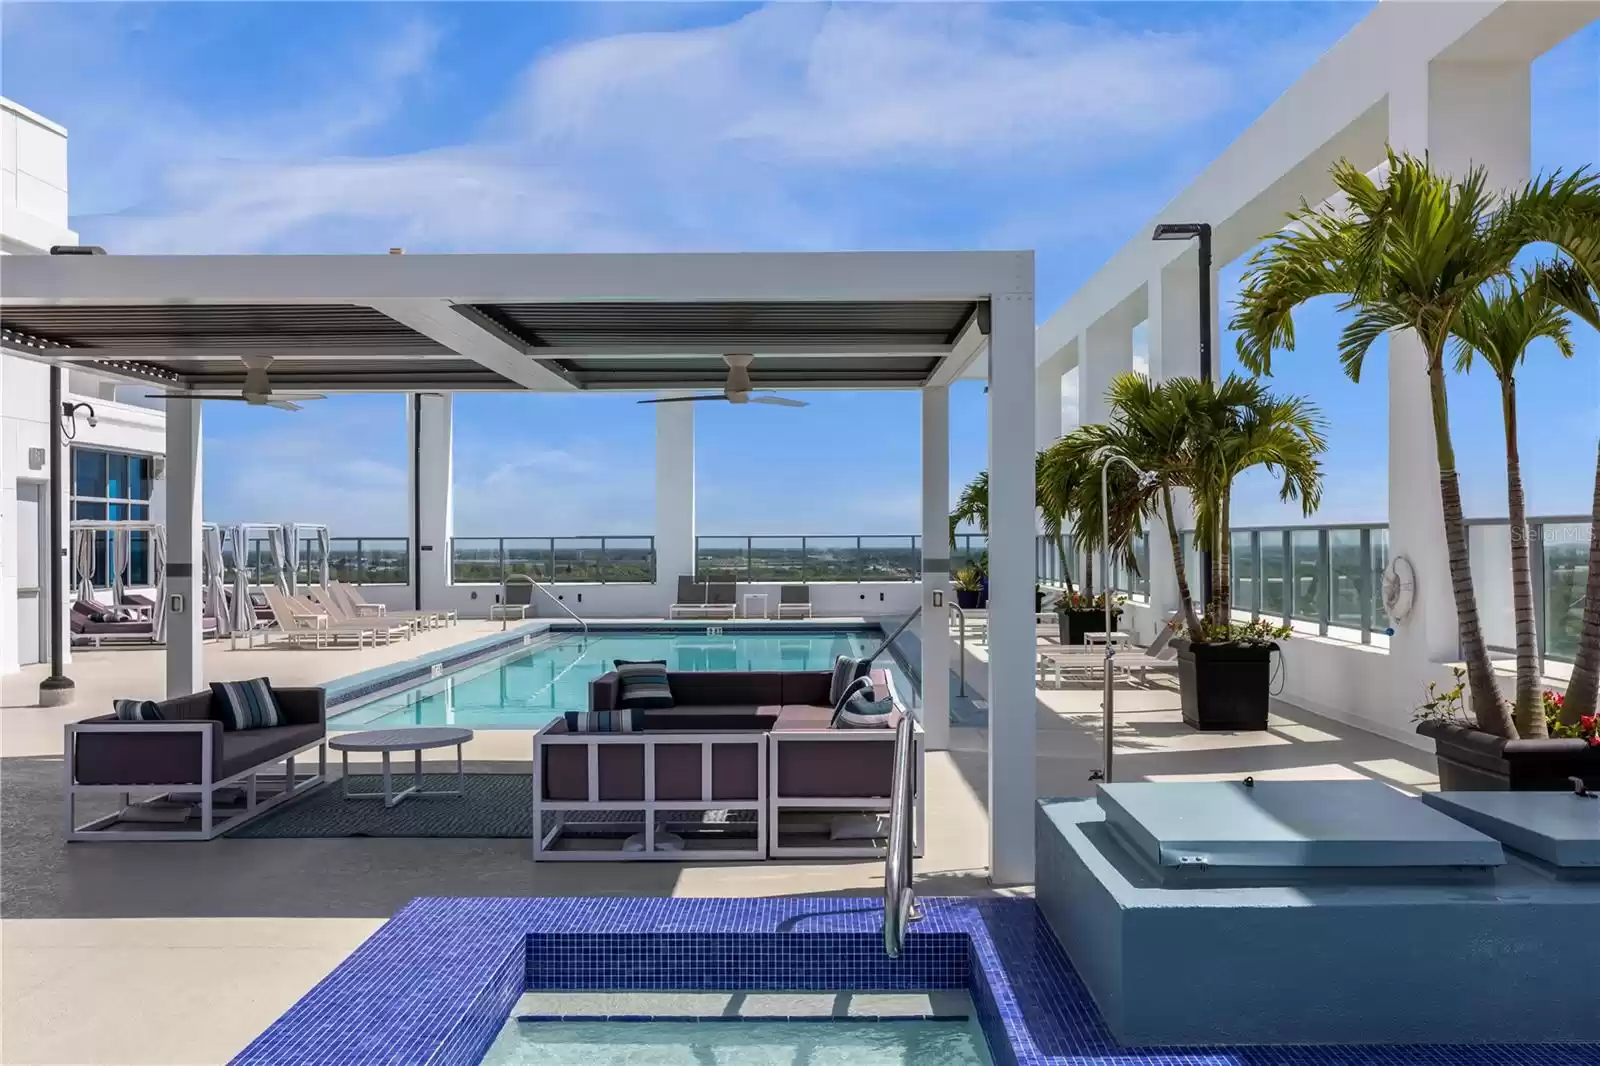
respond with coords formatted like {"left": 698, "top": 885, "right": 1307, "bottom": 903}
{"left": 2, "top": 2, "right": 1596, "bottom": 538}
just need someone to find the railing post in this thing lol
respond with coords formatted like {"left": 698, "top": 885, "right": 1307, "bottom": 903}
{"left": 856, "top": 536, "right": 863, "bottom": 583}
{"left": 1529, "top": 521, "right": 1547, "bottom": 676}
{"left": 746, "top": 536, "right": 753, "bottom": 585}
{"left": 598, "top": 537, "right": 608, "bottom": 585}
{"left": 1317, "top": 528, "right": 1331, "bottom": 637}
{"left": 1358, "top": 528, "right": 1372, "bottom": 645}
{"left": 1280, "top": 531, "right": 1292, "bottom": 627}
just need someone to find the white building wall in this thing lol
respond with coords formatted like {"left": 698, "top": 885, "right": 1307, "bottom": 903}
{"left": 0, "top": 97, "right": 167, "bottom": 678}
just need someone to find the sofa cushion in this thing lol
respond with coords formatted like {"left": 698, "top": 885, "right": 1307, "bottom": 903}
{"left": 837, "top": 692, "right": 896, "bottom": 729}
{"left": 667, "top": 671, "right": 784, "bottom": 707}
{"left": 615, "top": 660, "right": 674, "bottom": 710}
{"left": 217, "top": 722, "right": 324, "bottom": 779}
{"left": 114, "top": 698, "right": 164, "bottom": 723}
{"left": 210, "top": 678, "right": 285, "bottom": 731}
{"left": 563, "top": 709, "right": 645, "bottom": 733}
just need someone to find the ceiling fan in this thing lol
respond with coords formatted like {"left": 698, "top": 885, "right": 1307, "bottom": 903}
{"left": 145, "top": 355, "right": 325, "bottom": 411}
{"left": 636, "top": 354, "right": 807, "bottom": 407}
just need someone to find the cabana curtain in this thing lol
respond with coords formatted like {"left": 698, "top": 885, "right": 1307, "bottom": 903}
{"left": 150, "top": 526, "right": 168, "bottom": 642}
{"left": 112, "top": 527, "right": 131, "bottom": 605}
{"left": 72, "top": 528, "right": 96, "bottom": 603}
{"left": 230, "top": 526, "right": 253, "bottom": 632}
{"left": 317, "top": 526, "right": 331, "bottom": 590}
{"left": 204, "top": 525, "right": 231, "bottom": 637}
{"left": 267, "top": 527, "right": 289, "bottom": 595}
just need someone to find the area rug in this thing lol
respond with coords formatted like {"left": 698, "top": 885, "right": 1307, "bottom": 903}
{"left": 228, "top": 773, "right": 532, "bottom": 838}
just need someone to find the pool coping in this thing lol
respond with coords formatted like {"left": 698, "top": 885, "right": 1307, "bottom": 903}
{"left": 228, "top": 896, "right": 1597, "bottom": 1066}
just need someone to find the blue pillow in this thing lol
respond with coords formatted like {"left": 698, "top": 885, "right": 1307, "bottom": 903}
{"left": 210, "top": 678, "right": 284, "bottom": 731}
{"left": 113, "top": 698, "right": 164, "bottom": 723}
{"left": 837, "top": 693, "right": 896, "bottom": 729}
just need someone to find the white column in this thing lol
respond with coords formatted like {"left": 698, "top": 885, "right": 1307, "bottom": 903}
{"left": 408, "top": 394, "right": 454, "bottom": 610}
{"left": 1386, "top": 60, "right": 1530, "bottom": 692}
{"left": 1144, "top": 252, "right": 1206, "bottom": 630}
{"left": 1078, "top": 317, "right": 1133, "bottom": 427}
{"left": 164, "top": 398, "right": 203, "bottom": 696}
{"left": 920, "top": 385, "right": 951, "bottom": 753}
{"left": 1035, "top": 348, "right": 1068, "bottom": 452}
{"left": 987, "top": 287, "right": 1037, "bottom": 887}
{"left": 654, "top": 398, "right": 695, "bottom": 613}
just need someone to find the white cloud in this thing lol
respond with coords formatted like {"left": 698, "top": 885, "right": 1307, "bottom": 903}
{"left": 69, "top": 3, "right": 1266, "bottom": 256}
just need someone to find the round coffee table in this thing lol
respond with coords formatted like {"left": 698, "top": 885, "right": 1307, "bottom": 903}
{"left": 328, "top": 727, "right": 474, "bottom": 808}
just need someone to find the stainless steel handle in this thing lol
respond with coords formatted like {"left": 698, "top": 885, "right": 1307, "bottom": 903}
{"left": 883, "top": 711, "right": 920, "bottom": 958}
{"left": 504, "top": 573, "right": 589, "bottom": 643}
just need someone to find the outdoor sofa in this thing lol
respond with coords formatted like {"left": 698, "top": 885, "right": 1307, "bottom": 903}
{"left": 532, "top": 665, "right": 923, "bottom": 861}
{"left": 64, "top": 684, "right": 326, "bottom": 840}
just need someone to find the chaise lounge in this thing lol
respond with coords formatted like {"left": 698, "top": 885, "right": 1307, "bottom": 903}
{"left": 532, "top": 664, "right": 922, "bottom": 861}
{"left": 667, "top": 576, "right": 738, "bottom": 619}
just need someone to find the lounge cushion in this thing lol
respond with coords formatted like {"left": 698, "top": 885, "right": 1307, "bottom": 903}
{"left": 114, "top": 698, "right": 164, "bottom": 723}
{"left": 837, "top": 692, "right": 896, "bottom": 729}
{"left": 616, "top": 660, "right": 674, "bottom": 710}
{"left": 563, "top": 709, "right": 645, "bottom": 733}
{"left": 829, "top": 675, "right": 875, "bottom": 727}
{"left": 210, "top": 677, "right": 285, "bottom": 732}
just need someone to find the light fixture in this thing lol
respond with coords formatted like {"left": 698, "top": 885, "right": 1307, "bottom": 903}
{"left": 1151, "top": 220, "right": 1215, "bottom": 610}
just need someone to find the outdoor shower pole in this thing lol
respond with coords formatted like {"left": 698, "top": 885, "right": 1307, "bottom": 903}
{"left": 38, "top": 367, "right": 75, "bottom": 706}
{"left": 1094, "top": 450, "right": 1145, "bottom": 784}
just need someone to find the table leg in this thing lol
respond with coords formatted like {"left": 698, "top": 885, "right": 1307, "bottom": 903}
{"left": 414, "top": 748, "right": 423, "bottom": 795}
{"left": 341, "top": 749, "right": 350, "bottom": 799}
{"left": 382, "top": 752, "right": 393, "bottom": 807}
{"left": 457, "top": 743, "right": 465, "bottom": 795}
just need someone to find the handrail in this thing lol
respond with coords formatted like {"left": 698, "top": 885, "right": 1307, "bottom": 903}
{"left": 505, "top": 572, "right": 589, "bottom": 643}
{"left": 883, "top": 710, "right": 920, "bottom": 958}
{"left": 948, "top": 603, "right": 967, "bottom": 696}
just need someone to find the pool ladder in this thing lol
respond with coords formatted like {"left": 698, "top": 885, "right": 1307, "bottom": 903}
{"left": 504, "top": 573, "right": 589, "bottom": 644}
{"left": 883, "top": 708, "right": 920, "bottom": 958}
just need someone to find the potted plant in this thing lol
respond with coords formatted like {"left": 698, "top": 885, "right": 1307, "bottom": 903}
{"left": 1058, "top": 371, "right": 1325, "bottom": 731}
{"left": 1232, "top": 149, "right": 1600, "bottom": 779}
{"left": 1416, "top": 674, "right": 1600, "bottom": 790}
{"left": 953, "top": 566, "right": 984, "bottom": 611}
{"left": 1052, "top": 589, "right": 1126, "bottom": 645}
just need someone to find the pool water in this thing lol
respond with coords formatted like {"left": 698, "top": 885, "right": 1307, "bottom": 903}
{"left": 331, "top": 628, "right": 901, "bottom": 730}
{"left": 478, "top": 1019, "right": 993, "bottom": 1065}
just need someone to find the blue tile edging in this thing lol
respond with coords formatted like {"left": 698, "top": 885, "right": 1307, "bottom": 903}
{"left": 229, "top": 896, "right": 1597, "bottom": 1066}
{"left": 323, "top": 624, "right": 554, "bottom": 710}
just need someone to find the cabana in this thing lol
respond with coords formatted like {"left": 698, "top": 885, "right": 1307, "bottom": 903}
{"left": 68, "top": 518, "right": 168, "bottom": 646}
{"left": 283, "top": 522, "right": 331, "bottom": 597}
{"left": 227, "top": 522, "right": 288, "bottom": 649}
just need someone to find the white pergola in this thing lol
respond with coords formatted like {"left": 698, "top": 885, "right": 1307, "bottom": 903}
{"left": 1, "top": 249, "right": 1040, "bottom": 884}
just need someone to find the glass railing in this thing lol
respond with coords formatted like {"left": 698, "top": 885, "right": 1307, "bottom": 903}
{"left": 223, "top": 536, "right": 411, "bottom": 586}
{"left": 450, "top": 537, "right": 656, "bottom": 584}
{"left": 1045, "top": 515, "right": 1589, "bottom": 664}
{"left": 696, "top": 536, "right": 926, "bottom": 583}
{"left": 1034, "top": 533, "right": 1150, "bottom": 600}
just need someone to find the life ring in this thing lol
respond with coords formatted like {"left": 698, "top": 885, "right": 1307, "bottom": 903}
{"left": 1382, "top": 555, "right": 1416, "bottom": 623}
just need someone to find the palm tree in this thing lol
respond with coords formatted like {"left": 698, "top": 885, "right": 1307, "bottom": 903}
{"left": 1539, "top": 226, "right": 1600, "bottom": 723}
{"left": 1052, "top": 373, "right": 1324, "bottom": 644}
{"left": 950, "top": 454, "right": 1085, "bottom": 593}
{"left": 1231, "top": 150, "right": 1600, "bottom": 739}
{"left": 1450, "top": 272, "right": 1579, "bottom": 737}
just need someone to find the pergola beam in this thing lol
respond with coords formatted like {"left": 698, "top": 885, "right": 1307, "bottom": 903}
{"left": 367, "top": 298, "right": 575, "bottom": 392}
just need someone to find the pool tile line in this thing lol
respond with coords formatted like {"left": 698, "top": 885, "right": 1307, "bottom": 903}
{"left": 229, "top": 896, "right": 1599, "bottom": 1066}
{"left": 324, "top": 625, "right": 554, "bottom": 708}
{"left": 511, "top": 1013, "right": 972, "bottom": 1023}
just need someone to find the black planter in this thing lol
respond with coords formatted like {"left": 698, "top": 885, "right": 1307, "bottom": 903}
{"left": 1055, "top": 608, "right": 1123, "bottom": 646}
{"left": 955, "top": 588, "right": 982, "bottom": 610}
{"left": 1035, "top": 589, "right": 1046, "bottom": 613}
{"left": 1416, "top": 721, "right": 1600, "bottom": 791}
{"left": 1176, "top": 639, "right": 1274, "bottom": 731}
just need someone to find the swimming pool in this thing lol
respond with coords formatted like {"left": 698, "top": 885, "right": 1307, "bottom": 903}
{"left": 330, "top": 627, "right": 906, "bottom": 730}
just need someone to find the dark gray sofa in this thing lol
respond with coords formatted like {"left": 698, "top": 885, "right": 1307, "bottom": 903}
{"left": 65, "top": 686, "right": 327, "bottom": 840}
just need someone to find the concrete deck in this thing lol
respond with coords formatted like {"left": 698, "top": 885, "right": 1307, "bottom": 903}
{"left": 0, "top": 629, "right": 1438, "bottom": 1065}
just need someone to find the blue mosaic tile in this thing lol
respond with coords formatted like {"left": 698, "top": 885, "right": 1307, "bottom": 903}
{"left": 231, "top": 897, "right": 1600, "bottom": 1066}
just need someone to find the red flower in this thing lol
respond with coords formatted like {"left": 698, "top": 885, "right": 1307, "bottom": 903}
{"left": 1581, "top": 715, "right": 1596, "bottom": 731}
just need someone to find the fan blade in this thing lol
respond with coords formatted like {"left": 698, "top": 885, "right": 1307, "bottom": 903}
{"left": 144, "top": 393, "right": 252, "bottom": 401}
{"left": 750, "top": 395, "right": 807, "bottom": 407}
{"left": 636, "top": 395, "right": 729, "bottom": 404}
{"left": 267, "top": 400, "right": 303, "bottom": 412}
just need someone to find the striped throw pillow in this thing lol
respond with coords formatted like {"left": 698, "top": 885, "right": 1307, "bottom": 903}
{"left": 209, "top": 678, "right": 284, "bottom": 732}
{"left": 829, "top": 655, "right": 868, "bottom": 706}
{"left": 113, "top": 698, "right": 164, "bottom": 723}
{"left": 615, "top": 659, "right": 674, "bottom": 710}
{"left": 564, "top": 709, "right": 645, "bottom": 733}
{"left": 837, "top": 693, "right": 896, "bottom": 729}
